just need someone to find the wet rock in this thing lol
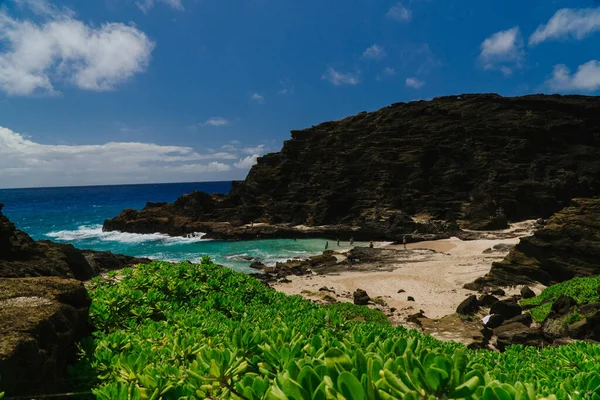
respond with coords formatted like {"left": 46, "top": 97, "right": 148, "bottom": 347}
{"left": 520, "top": 286, "right": 536, "bottom": 299}
{"left": 407, "top": 296, "right": 415, "bottom": 302}
{"left": 490, "top": 299, "right": 522, "bottom": 320}
{"left": 457, "top": 295, "right": 480, "bottom": 315}
{"left": 478, "top": 294, "right": 499, "bottom": 307}
{"left": 353, "top": 289, "right": 370, "bottom": 305}
{"left": 490, "top": 288, "right": 506, "bottom": 296}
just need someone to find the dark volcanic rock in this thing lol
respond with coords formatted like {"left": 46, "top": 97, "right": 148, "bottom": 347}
{"left": 0, "top": 205, "right": 149, "bottom": 280}
{"left": 520, "top": 286, "right": 536, "bottom": 299}
{"left": 494, "top": 323, "right": 548, "bottom": 351}
{"left": 457, "top": 295, "right": 480, "bottom": 315}
{"left": 0, "top": 277, "right": 90, "bottom": 396}
{"left": 353, "top": 289, "right": 370, "bottom": 305}
{"left": 551, "top": 295, "right": 578, "bottom": 317}
{"left": 478, "top": 294, "right": 500, "bottom": 307}
{"left": 490, "top": 300, "right": 522, "bottom": 320}
{"left": 104, "top": 94, "right": 600, "bottom": 240}
{"left": 485, "top": 314, "right": 505, "bottom": 329}
{"left": 504, "top": 313, "right": 533, "bottom": 327}
{"left": 475, "top": 198, "right": 600, "bottom": 286}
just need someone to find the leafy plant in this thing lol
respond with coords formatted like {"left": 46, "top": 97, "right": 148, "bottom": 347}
{"left": 62, "top": 260, "right": 600, "bottom": 399}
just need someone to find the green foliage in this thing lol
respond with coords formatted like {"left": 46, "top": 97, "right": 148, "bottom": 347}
{"left": 521, "top": 277, "right": 600, "bottom": 321}
{"left": 73, "top": 260, "right": 600, "bottom": 399}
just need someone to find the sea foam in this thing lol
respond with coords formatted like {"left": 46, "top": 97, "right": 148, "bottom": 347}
{"left": 46, "top": 224, "right": 209, "bottom": 245}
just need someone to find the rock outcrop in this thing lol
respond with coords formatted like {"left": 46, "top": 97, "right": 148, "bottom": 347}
{"left": 473, "top": 198, "right": 600, "bottom": 286}
{"left": 104, "top": 94, "right": 600, "bottom": 240}
{"left": 0, "top": 277, "right": 90, "bottom": 396}
{"left": 0, "top": 205, "right": 150, "bottom": 396}
{"left": 0, "top": 204, "right": 150, "bottom": 279}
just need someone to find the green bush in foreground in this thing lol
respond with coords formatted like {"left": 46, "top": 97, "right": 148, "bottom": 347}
{"left": 71, "top": 259, "right": 600, "bottom": 399}
{"left": 521, "top": 277, "right": 600, "bottom": 322}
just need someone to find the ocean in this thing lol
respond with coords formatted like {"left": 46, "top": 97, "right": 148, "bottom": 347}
{"left": 0, "top": 182, "right": 352, "bottom": 273}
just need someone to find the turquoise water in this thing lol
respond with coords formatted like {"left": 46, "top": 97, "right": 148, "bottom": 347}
{"left": 0, "top": 182, "right": 353, "bottom": 273}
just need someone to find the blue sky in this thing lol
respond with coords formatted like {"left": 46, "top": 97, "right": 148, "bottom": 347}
{"left": 0, "top": 0, "right": 600, "bottom": 188}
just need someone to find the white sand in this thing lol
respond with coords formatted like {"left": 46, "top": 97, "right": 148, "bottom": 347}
{"left": 272, "top": 220, "right": 545, "bottom": 320}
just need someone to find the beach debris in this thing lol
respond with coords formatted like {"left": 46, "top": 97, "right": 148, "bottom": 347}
{"left": 353, "top": 289, "right": 370, "bottom": 305}
{"left": 457, "top": 295, "right": 480, "bottom": 315}
{"left": 397, "top": 289, "right": 406, "bottom": 293}
{"left": 520, "top": 285, "right": 536, "bottom": 299}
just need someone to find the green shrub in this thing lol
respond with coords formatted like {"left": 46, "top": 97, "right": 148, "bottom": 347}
{"left": 521, "top": 277, "right": 600, "bottom": 322}
{"left": 66, "top": 260, "right": 600, "bottom": 399}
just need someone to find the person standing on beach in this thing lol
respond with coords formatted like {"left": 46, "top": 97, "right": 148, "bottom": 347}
{"left": 350, "top": 237, "right": 354, "bottom": 245}
{"left": 337, "top": 238, "right": 340, "bottom": 246}
{"left": 402, "top": 235, "right": 407, "bottom": 250}
{"left": 325, "top": 241, "right": 329, "bottom": 250}
{"left": 369, "top": 240, "right": 374, "bottom": 248}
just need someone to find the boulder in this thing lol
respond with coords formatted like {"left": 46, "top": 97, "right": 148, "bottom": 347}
{"left": 494, "top": 323, "right": 548, "bottom": 351}
{"left": 551, "top": 295, "right": 577, "bottom": 317}
{"left": 490, "top": 300, "right": 522, "bottom": 320}
{"left": 520, "top": 286, "right": 536, "bottom": 299}
{"left": 478, "top": 294, "right": 499, "bottom": 307}
{"left": 457, "top": 295, "right": 480, "bottom": 315}
{"left": 0, "top": 277, "right": 90, "bottom": 396}
{"left": 353, "top": 289, "right": 370, "bottom": 305}
{"left": 504, "top": 313, "right": 533, "bottom": 327}
{"left": 407, "top": 296, "right": 415, "bottom": 302}
{"left": 485, "top": 314, "right": 505, "bottom": 329}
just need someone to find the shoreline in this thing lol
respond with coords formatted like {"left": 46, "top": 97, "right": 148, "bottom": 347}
{"left": 269, "top": 220, "right": 545, "bottom": 329}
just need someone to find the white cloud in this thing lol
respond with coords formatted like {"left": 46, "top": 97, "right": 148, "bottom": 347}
{"left": 234, "top": 154, "right": 259, "bottom": 169}
{"left": 362, "top": 44, "right": 386, "bottom": 60}
{"left": 478, "top": 27, "right": 523, "bottom": 75}
{"left": 241, "top": 144, "right": 265, "bottom": 155}
{"left": 546, "top": 61, "right": 600, "bottom": 92}
{"left": 405, "top": 77, "right": 424, "bottom": 89}
{"left": 377, "top": 67, "right": 396, "bottom": 80}
{"left": 251, "top": 93, "right": 265, "bottom": 103}
{"left": 387, "top": 3, "right": 411, "bottom": 22}
{"left": 278, "top": 79, "right": 294, "bottom": 95}
{"left": 530, "top": 8, "right": 600, "bottom": 45}
{"left": 136, "top": 0, "right": 184, "bottom": 13}
{"left": 0, "top": 0, "right": 154, "bottom": 96}
{"left": 0, "top": 125, "right": 266, "bottom": 188}
{"left": 201, "top": 117, "right": 229, "bottom": 127}
{"left": 321, "top": 67, "right": 360, "bottom": 86}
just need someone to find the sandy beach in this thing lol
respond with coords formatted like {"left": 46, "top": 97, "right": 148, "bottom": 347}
{"left": 272, "top": 220, "right": 545, "bottom": 322}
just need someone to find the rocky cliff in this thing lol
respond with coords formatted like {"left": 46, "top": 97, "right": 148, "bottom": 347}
{"left": 104, "top": 94, "right": 600, "bottom": 239}
{"left": 473, "top": 198, "right": 600, "bottom": 286}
